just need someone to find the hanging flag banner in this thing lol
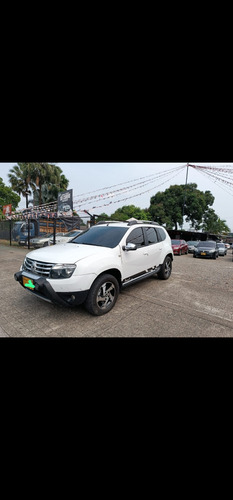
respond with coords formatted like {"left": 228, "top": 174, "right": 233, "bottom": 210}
{"left": 3, "top": 204, "right": 12, "bottom": 216}
{"left": 57, "top": 189, "right": 73, "bottom": 217}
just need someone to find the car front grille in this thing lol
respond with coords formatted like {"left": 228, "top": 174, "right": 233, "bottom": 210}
{"left": 24, "top": 257, "right": 55, "bottom": 277}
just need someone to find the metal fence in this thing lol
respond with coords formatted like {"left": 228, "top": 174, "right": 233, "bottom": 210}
{"left": 0, "top": 216, "right": 88, "bottom": 248}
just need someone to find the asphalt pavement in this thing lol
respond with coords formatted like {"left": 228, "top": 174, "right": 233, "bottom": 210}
{"left": 1, "top": 243, "right": 233, "bottom": 337}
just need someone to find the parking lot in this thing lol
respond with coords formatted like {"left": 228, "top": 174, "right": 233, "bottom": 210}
{"left": 1, "top": 243, "right": 233, "bottom": 337}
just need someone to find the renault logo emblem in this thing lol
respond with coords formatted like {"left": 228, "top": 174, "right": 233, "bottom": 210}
{"left": 31, "top": 261, "right": 37, "bottom": 273}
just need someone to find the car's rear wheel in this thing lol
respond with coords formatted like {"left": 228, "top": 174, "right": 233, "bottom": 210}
{"left": 84, "top": 274, "right": 119, "bottom": 316}
{"left": 158, "top": 256, "right": 172, "bottom": 280}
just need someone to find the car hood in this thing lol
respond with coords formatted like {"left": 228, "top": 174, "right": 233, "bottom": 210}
{"left": 26, "top": 243, "right": 113, "bottom": 264}
{"left": 31, "top": 238, "right": 49, "bottom": 242}
{"left": 196, "top": 245, "right": 215, "bottom": 250}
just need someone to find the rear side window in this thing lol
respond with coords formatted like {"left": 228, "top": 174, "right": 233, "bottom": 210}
{"left": 156, "top": 227, "right": 166, "bottom": 242}
{"left": 145, "top": 227, "right": 159, "bottom": 245}
{"left": 126, "top": 228, "right": 145, "bottom": 247}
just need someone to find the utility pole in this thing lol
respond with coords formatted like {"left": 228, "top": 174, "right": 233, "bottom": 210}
{"left": 182, "top": 163, "right": 189, "bottom": 228}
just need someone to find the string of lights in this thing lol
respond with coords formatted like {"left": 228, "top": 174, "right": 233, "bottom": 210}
{"left": 8, "top": 164, "right": 187, "bottom": 218}
{"left": 188, "top": 163, "right": 233, "bottom": 195}
{"left": 73, "top": 164, "right": 186, "bottom": 206}
{"left": 73, "top": 164, "right": 187, "bottom": 199}
{"left": 78, "top": 165, "right": 187, "bottom": 212}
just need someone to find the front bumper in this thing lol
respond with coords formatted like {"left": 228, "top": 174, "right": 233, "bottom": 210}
{"left": 14, "top": 271, "right": 88, "bottom": 307}
{"left": 194, "top": 252, "right": 215, "bottom": 258}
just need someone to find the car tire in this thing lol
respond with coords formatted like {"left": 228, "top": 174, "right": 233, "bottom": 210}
{"left": 84, "top": 274, "right": 120, "bottom": 316}
{"left": 158, "top": 256, "right": 172, "bottom": 280}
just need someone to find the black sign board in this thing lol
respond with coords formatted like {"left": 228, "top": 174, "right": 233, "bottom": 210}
{"left": 57, "top": 189, "right": 73, "bottom": 217}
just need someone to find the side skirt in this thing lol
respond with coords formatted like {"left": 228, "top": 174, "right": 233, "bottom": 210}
{"left": 122, "top": 266, "right": 161, "bottom": 288}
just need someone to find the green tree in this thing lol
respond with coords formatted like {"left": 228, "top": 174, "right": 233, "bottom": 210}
{"left": 95, "top": 213, "right": 111, "bottom": 223}
{"left": 0, "top": 177, "right": 20, "bottom": 214}
{"left": 8, "top": 163, "right": 36, "bottom": 208}
{"left": 8, "top": 163, "right": 69, "bottom": 207}
{"left": 30, "top": 163, "right": 69, "bottom": 206}
{"left": 149, "top": 183, "right": 215, "bottom": 230}
{"left": 149, "top": 185, "right": 184, "bottom": 229}
{"left": 110, "top": 205, "right": 151, "bottom": 221}
{"left": 201, "top": 208, "right": 230, "bottom": 234}
{"left": 184, "top": 185, "right": 215, "bottom": 230}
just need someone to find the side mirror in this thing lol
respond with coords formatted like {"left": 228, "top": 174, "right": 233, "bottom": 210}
{"left": 122, "top": 243, "right": 137, "bottom": 251}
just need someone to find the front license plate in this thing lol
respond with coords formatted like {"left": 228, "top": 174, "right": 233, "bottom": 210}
{"left": 201, "top": 252, "right": 206, "bottom": 256}
{"left": 22, "top": 277, "right": 35, "bottom": 289}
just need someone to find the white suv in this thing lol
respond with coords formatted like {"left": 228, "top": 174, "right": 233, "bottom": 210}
{"left": 14, "top": 220, "right": 173, "bottom": 316}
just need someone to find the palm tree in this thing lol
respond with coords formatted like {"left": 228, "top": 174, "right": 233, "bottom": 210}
{"left": 9, "top": 163, "right": 69, "bottom": 208}
{"left": 30, "top": 163, "right": 69, "bottom": 206}
{"left": 8, "top": 163, "right": 36, "bottom": 208}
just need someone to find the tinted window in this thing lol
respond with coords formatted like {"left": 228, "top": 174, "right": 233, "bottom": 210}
{"left": 71, "top": 226, "right": 128, "bottom": 248}
{"left": 145, "top": 227, "right": 158, "bottom": 245}
{"left": 126, "top": 228, "right": 145, "bottom": 247}
{"left": 197, "top": 241, "right": 215, "bottom": 248}
{"left": 157, "top": 227, "right": 166, "bottom": 242}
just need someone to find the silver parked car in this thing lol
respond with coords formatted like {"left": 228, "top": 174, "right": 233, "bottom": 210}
{"left": 54, "top": 229, "right": 83, "bottom": 244}
{"left": 216, "top": 242, "right": 227, "bottom": 256}
{"left": 30, "top": 232, "right": 66, "bottom": 248}
{"left": 187, "top": 240, "right": 200, "bottom": 253}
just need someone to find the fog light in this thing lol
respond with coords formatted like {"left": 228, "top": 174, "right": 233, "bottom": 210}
{"left": 67, "top": 295, "right": 76, "bottom": 304}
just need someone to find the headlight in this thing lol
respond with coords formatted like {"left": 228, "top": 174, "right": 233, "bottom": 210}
{"left": 49, "top": 264, "right": 76, "bottom": 279}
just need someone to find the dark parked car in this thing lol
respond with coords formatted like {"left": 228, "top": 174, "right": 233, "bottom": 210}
{"left": 193, "top": 240, "right": 219, "bottom": 259}
{"left": 171, "top": 239, "right": 188, "bottom": 256}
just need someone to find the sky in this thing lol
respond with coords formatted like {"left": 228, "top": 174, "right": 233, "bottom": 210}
{"left": 1, "top": 162, "right": 233, "bottom": 231}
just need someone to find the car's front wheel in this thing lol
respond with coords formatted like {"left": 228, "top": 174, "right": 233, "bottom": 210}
{"left": 157, "top": 256, "right": 172, "bottom": 280}
{"left": 84, "top": 274, "right": 120, "bottom": 316}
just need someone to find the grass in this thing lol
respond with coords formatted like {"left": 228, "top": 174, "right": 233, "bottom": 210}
{"left": 0, "top": 239, "right": 25, "bottom": 247}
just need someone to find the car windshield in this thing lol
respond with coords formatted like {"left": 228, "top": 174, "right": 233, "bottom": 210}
{"left": 197, "top": 241, "right": 215, "bottom": 248}
{"left": 63, "top": 230, "right": 81, "bottom": 237}
{"left": 217, "top": 243, "right": 225, "bottom": 248}
{"left": 36, "top": 233, "right": 52, "bottom": 239}
{"left": 71, "top": 225, "right": 129, "bottom": 248}
{"left": 187, "top": 241, "right": 198, "bottom": 245}
{"left": 171, "top": 240, "right": 181, "bottom": 245}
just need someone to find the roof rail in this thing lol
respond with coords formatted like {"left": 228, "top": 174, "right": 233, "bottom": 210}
{"left": 126, "top": 219, "right": 159, "bottom": 226}
{"left": 95, "top": 220, "right": 121, "bottom": 225}
{"left": 96, "top": 219, "right": 160, "bottom": 226}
